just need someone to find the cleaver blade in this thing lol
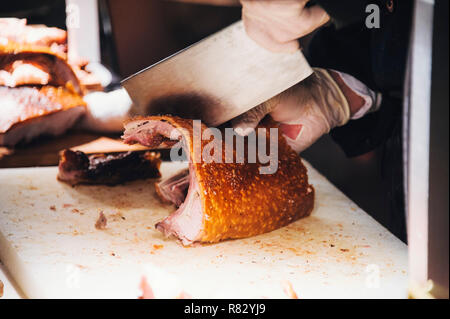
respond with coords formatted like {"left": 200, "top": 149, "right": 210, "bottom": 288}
{"left": 122, "top": 20, "right": 313, "bottom": 127}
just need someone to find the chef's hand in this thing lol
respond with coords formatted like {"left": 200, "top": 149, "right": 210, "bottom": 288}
{"left": 240, "top": 0, "right": 330, "bottom": 52}
{"left": 78, "top": 88, "right": 132, "bottom": 133}
{"left": 231, "top": 68, "right": 382, "bottom": 153}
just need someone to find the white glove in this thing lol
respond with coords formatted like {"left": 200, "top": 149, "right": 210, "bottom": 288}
{"left": 232, "top": 68, "right": 381, "bottom": 153}
{"left": 79, "top": 88, "right": 132, "bottom": 133}
{"left": 334, "top": 70, "right": 382, "bottom": 119}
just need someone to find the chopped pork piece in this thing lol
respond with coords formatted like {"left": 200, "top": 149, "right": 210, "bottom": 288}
{"left": 123, "top": 115, "right": 315, "bottom": 245}
{"left": 57, "top": 149, "right": 161, "bottom": 186}
{"left": 0, "top": 86, "right": 86, "bottom": 146}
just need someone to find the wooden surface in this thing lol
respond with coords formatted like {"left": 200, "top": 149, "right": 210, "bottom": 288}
{"left": 0, "top": 130, "right": 114, "bottom": 168}
{"left": 0, "top": 131, "right": 175, "bottom": 168}
{"left": 0, "top": 161, "right": 408, "bottom": 299}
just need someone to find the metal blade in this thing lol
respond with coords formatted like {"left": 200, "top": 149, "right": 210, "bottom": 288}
{"left": 122, "top": 20, "right": 312, "bottom": 126}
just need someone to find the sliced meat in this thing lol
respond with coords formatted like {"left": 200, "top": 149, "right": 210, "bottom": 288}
{"left": 123, "top": 119, "right": 182, "bottom": 149}
{"left": 0, "top": 42, "right": 81, "bottom": 94}
{"left": 155, "top": 168, "right": 190, "bottom": 206}
{"left": 95, "top": 212, "right": 107, "bottom": 230}
{"left": 156, "top": 162, "right": 204, "bottom": 245}
{"left": 123, "top": 115, "right": 315, "bottom": 245}
{"left": 57, "top": 149, "right": 162, "bottom": 186}
{"left": 0, "top": 86, "right": 86, "bottom": 146}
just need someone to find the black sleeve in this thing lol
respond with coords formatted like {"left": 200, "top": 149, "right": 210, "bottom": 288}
{"left": 306, "top": 0, "right": 413, "bottom": 157}
{"left": 329, "top": 95, "right": 402, "bottom": 157}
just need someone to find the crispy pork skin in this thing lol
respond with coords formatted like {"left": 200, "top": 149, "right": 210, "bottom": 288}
{"left": 123, "top": 116, "right": 315, "bottom": 245}
{"left": 0, "top": 86, "right": 86, "bottom": 146}
{"left": 58, "top": 149, "right": 162, "bottom": 186}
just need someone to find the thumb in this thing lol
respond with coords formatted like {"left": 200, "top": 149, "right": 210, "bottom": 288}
{"left": 231, "top": 101, "right": 274, "bottom": 136}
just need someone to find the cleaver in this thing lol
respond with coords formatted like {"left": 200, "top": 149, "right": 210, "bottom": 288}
{"left": 122, "top": 20, "right": 313, "bottom": 127}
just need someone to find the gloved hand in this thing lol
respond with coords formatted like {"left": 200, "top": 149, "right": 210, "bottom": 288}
{"left": 79, "top": 88, "right": 133, "bottom": 133}
{"left": 240, "top": 0, "right": 330, "bottom": 52}
{"left": 231, "top": 68, "right": 382, "bottom": 153}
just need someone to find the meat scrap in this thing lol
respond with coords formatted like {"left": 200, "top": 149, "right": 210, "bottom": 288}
{"left": 57, "top": 149, "right": 161, "bottom": 186}
{"left": 123, "top": 115, "right": 315, "bottom": 245}
{"left": 95, "top": 211, "right": 107, "bottom": 230}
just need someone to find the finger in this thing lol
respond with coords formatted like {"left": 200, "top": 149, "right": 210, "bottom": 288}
{"left": 241, "top": 1, "right": 326, "bottom": 52}
{"left": 242, "top": 13, "right": 300, "bottom": 53}
{"left": 231, "top": 102, "right": 272, "bottom": 136}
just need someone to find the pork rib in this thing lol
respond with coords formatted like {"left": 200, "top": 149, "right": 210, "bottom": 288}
{"left": 123, "top": 115, "right": 315, "bottom": 245}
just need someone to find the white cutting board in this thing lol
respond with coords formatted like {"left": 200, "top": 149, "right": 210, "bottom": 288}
{"left": 0, "top": 260, "right": 22, "bottom": 298}
{"left": 0, "top": 161, "right": 408, "bottom": 299}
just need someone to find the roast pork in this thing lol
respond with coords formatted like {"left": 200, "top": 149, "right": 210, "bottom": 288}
{"left": 0, "top": 86, "right": 86, "bottom": 146}
{"left": 57, "top": 149, "right": 162, "bottom": 186}
{"left": 123, "top": 115, "right": 315, "bottom": 245}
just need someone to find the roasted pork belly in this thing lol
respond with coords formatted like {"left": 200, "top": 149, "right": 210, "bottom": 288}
{"left": 0, "top": 86, "right": 86, "bottom": 146}
{"left": 0, "top": 43, "right": 81, "bottom": 93}
{"left": 57, "top": 149, "right": 162, "bottom": 186}
{"left": 123, "top": 115, "right": 315, "bottom": 245}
